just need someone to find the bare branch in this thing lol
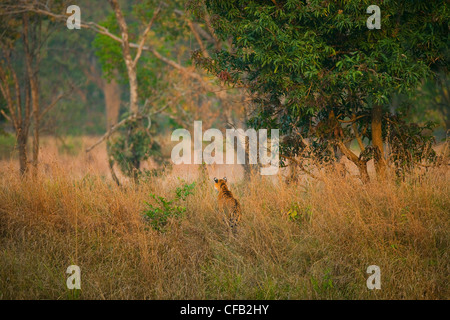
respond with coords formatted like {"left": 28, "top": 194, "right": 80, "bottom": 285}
{"left": 187, "top": 18, "right": 209, "bottom": 58}
{"left": 337, "top": 114, "right": 367, "bottom": 123}
{"left": 18, "top": 6, "right": 123, "bottom": 41}
{"left": 203, "top": 11, "right": 221, "bottom": 51}
{"left": 133, "top": 6, "right": 161, "bottom": 67}
{"left": 39, "top": 90, "right": 66, "bottom": 121}
{"left": 352, "top": 121, "right": 365, "bottom": 152}
{"left": 0, "top": 63, "right": 19, "bottom": 130}
{"left": 85, "top": 114, "right": 143, "bottom": 153}
{"left": 336, "top": 140, "right": 361, "bottom": 165}
{"left": 169, "top": 5, "right": 216, "bottom": 44}
{"left": 4, "top": 52, "right": 23, "bottom": 125}
{"left": 19, "top": 4, "right": 215, "bottom": 89}
{"left": 0, "top": 109, "right": 12, "bottom": 123}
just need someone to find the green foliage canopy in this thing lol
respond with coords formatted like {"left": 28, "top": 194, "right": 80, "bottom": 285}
{"left": 197, "top": 0, "right": 448, "bottom": 172}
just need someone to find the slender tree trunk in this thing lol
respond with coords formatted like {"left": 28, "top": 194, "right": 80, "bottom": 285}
{"left": 107, "top": 0, "right": 141, "bottom": 184}
{"left": 356, "top": 161, "right": 370, "bottom": 183}
{"left": 371, "top": 104, "right": 386, "bottom": 179}
{"left": 103, "top": 78, "right": 121, "bottom": 129}
{"left": 19, "top": 81, "right": 30, "bottom": 176}
{"left": 244, "top": 136, "right": 258, "bottom": 180}
{"left": 241, "top": 109, "right": 257, "bottom": 180}
{"left": 108, "top": 0, "right": 139, "bottom": 116}
{"left": 17, "top": 128, "right": 28, "bottom": 176}
{"left": 30, "top": 77, "right": 39, "bottom": 175}
{"left": 0, "top": 44, "right": 32, "bottom": 177}
{"left": 125, "top": 61, "right": 138, "bottom": 115}
{"left": 107, "top": 143, "right": 121, "bottom": 187}
{"left": 287, "top": 161, "right": 299, "bottom": 184}
{"left": 23, "top": 14, "right": 40, "bottom": 176}
{"left": 445, "top": 117, "right": 450, "bottom": 134}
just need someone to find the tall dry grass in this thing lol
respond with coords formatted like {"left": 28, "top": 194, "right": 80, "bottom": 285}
{"left": 0, "top": 152, "right": 448, "bottom": 299}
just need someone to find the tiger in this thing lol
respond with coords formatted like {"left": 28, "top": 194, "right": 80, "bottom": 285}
{"left": 214, "top": 177, "right": 241, "bottom": 230}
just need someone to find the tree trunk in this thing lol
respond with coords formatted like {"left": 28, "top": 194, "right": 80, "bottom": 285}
{"left": 241, "top": 110, "right": 257, "bottom": 180}
{"left": 103, "top": 78, "right": 121, "bottom": 129}
{"left": 244, "top": 136, "right": 258, "bottom": 180}
{"left": 371, "top": 104, "right": 386, "bottom": 179}
{"left": 356, "top": 161, "right": 370, "bottom": 183}
{"left": 125, "top": 60, "right": 138, "bottom": 116}
{"left": 23, "top": 14, "right": 40, "bottom": 176}
{"left": 17, "top": 128, "right": 28, "bottom": 176}
{"left": 445, "top": 117, "right": 450, "bottom": 134}
{"left": 108, "top": 0, "right": 139, "bottom": 116}
{"left": 30, "top": 76, "right": 39, "bottom": 175}
{"left": 107, "top": 142, "right": 121, "bottom": 187}
{"left": 0, "top": 44, "right": 32, "bottom": 177}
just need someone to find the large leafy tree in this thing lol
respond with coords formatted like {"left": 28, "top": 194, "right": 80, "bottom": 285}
{"left": 90, "top": 0, "right": 242, "bottom": 182}
{"left": 92, "top": 0, "right": 214, "bottom": 182}
{"left": 196, "top": 0, "right": 448, "bottom": 181}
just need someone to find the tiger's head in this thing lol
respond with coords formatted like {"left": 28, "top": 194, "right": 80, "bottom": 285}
{"left": 214, "top": 177, "right": 227, "bottom": 191}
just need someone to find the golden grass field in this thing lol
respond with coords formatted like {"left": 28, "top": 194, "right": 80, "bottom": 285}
{"left": 0, "top": 136, "right": 449, "bottom": 299}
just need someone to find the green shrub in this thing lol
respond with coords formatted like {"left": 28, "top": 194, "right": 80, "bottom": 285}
{"left": 142, "top": 181, "right": 196, "bottom": 232}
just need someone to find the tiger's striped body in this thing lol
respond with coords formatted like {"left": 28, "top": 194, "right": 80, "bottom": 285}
{"left": 214, "top": 178, "right": 241, "bottom": 230}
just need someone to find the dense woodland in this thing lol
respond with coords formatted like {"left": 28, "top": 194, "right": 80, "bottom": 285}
{"left": 0, "top": 0, "right": 448, "bottom": 300}
{"left": 0, "top": 0, "right": 448, "bottom": 179}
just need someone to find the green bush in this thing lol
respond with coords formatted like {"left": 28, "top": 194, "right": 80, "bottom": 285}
{"left": 142, "top": 181, "right": 196, "bottom": 232}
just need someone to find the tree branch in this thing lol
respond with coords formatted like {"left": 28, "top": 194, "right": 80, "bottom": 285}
{"left": 133, "top": 5, "right": 161, "bottom": 67}
{"left": 86, "top": 92, "right": 183, "bottom": 153}
{"left": 187, "top": 19, "right": 209, "bottom": 58}
{"left": 336, "top": 140, "right": 362, "bottom": 165}
{"left": 0, "top": 63, "right": 19, "bottom": 130}
{"left": 203, "top": 10, "right": 221, "bottom": 51}
{"left": 39, "top": 90, "right": 66, "bottom": 121}
{"left": 85, "top": 114, "right": 143, "bottom": 153}
{"left": 20, "top": 4, "right": 215, "bottom": 90}
{"left": 352, "top": 121, "right": 365, "bottom": 152}
{"left": 0, "top": 109, "right": 12, "bottom": 123}
{"left": 337, "top": 114, "right": 367, "bottom": 123}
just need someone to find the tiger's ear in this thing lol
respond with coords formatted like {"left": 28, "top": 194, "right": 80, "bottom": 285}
{"left": 214, "top": 177, "right": 218, "bottom": 183}
{"left": 223, "top": 177, "right": 227, "bottom": 182}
